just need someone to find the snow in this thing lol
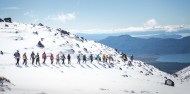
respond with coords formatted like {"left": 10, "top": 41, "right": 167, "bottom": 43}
{"left": 176, "top": 66, "right": 190, "bottom": 82}
{"left": 0, "top": 21, "right": 190, "bottom": 94}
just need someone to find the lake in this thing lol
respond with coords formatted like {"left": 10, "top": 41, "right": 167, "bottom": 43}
{"left": 138, "top": 53, "right": 190, "bottom": 74}
{"left": 156, "top": 53, "right": 190, "bottom": 63}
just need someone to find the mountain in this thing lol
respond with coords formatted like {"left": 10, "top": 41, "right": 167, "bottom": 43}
{"left": 134, "top": 34, "right": 182, "bottom": 39}
{"left": 77, "top": 33, "right": 125, "bottom": 41}
{"left": 99, "top": 35, "right": 190, "bottom": 56}
{"left": 0, "top": 19, "right": 190, "bottom": 94}
{"left": 77, "top": 30, "right": 190, "bottom": 41}
{"left": 176, "top": 66, "right": 190, "bottom": 82}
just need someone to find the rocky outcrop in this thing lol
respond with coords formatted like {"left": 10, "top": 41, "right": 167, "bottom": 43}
{"left": 37, "top": 41, "right": 44, "bottom": 48}
{"left": 38, "top": 23, "right": 44, "bottom": 26}
{"left": 0, "top": 18, "right": 4, "bottom": 22}
{"left": 4, "top": 18, "right": 12, "bottom": 23}
{"left": 56, "top": 28, "right": 70, "bottom": 35}
{"left": 165, "top": 79, "right": 175, "bottom": 86}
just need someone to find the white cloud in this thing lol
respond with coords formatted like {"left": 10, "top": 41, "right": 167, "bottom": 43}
{"left": 45, "top": 18, "right": 190, "bottom": 34}
{"left": 2, "top": 7, "right": 20, "bottom": 10}
{"left": 144, "top": 18, "right": 157, "bottom": 27}
{"left": 46, "top": 12, "right": 76, "bottom": 22}
{"left": 24, "top": 11, "right": 37, "bottom": 18}
{"left": 68, "top": 25, "right": 190, "bottom": 34}
{"left": 24, "top": 11, "right": 39, "bottom": 23}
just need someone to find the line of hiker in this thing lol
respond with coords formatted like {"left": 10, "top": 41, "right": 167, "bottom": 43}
{"left": 13, "top": 50, "right": 115, "bottom": 66}
{"left": 14, "top": 50, "right": 70, "bottom": 66}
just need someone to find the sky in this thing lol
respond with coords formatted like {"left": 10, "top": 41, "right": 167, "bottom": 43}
{"left": 0, "top": 0, "right": 190, "bottom": 34}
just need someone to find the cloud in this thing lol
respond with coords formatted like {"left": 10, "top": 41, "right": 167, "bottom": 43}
{"left": 46, "top": 12, "right": 76, "bottom": 22}
{"left": 69, "top": 19, "right": 190, "bottom": 34}
{"left": 24, "top": 11, "right": 37, "bottom": 18}
{"left": 2, "top": 7, "right": 20, "bottom": 10}
{"left": 144, "top": 18, "right": 157, "bottom": 27}
{"left": 24, "top": 11, "right": 39, "bottom": 23}
{"left": 68, "top": 25, "right": 190, "bottom": 34}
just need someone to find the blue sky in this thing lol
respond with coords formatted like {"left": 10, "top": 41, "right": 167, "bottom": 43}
{"left": 0, "top": 0, "right": 190, "bottom": 34}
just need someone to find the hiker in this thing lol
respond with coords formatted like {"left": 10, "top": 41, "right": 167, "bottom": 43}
{"left": 50, "top": 53, "right": 54, "bottom": 64}
{"left": 89, "top": 54, "right": 93, "bottom": 63}
{"left": 102, "top": 55, "right": 106, "bottom": 63}
{"left": 96, "top": 54, "right": 101, "bottom": 63}
{"left": 83, "top": 54, "right": 87, "bottom": 64}
{"left": 56, "top": 53, "right": 60, "bottom": 65}
{"left": 124, "top": 55, "right": 128, "bottom": 63}
{"left": 108, "top": 55, "right": 113, "bottom": 63}
{"left": 67, "top": 54, "right": 71, "bottom": 64}
{"left": 14, "top": 50, "right": 20, "bottom": 66}
{"left": 42, "top": 52, "right": 47, "bottom": 64}
{"left": 23, "top": 52, "right": 27, "bottom": 66}
{"left": 77, "top": 54, "right": 81, "bottom": 64}
{"left": 131, "top": 55, "right": 134, "bottom": 62}
{"left": 61, "top": 53, "right": 65, "bottom": 64}
{"left": 30, "top": 51, "right": 35, "bottom": 65}
{"left": 105, "top": 55, "right": 108, "bottom": 63}
{"left": 35, "top": 53, "right": 40, "bottom": 66}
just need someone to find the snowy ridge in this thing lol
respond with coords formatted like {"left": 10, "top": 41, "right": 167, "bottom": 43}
{"left": 0, "top": 22, "right": 121, "bottom": 60}
{"left": 0, "top": 21, "right": 190, "bottom": 94}
{"left": 176, "top": 66, "right": 190, "bottom": 82}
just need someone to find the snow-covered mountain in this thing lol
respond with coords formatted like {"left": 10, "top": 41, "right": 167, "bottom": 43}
{"left": 0, "top": 19, "right": 190, "bottom": 94}
{"left": 176, "top": 66, "right": 190, "bottom": 82}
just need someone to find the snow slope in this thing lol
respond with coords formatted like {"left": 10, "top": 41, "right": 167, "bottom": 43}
{"left": 176, "top": 66, "right": 190, "bottom": 82}
{"left": 0, "top": 21, "right": 190, "bottom": 94}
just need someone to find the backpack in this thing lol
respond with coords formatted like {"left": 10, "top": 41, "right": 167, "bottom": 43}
{"left": 50, "top": 54, "right": 54, "bottom": 60}
{"left": 62, "top": 55, "right": 65, "bottom": 59}
{"left": 56, "top": 54, "right": 59, "bottom": 60}
{"left": 14, "top": 52, "right": 17, "bottom": 57}
{"left": 42, "top": 53, "right": 46, "bottom": 59}
{"left": 36, "top": 54, "right": 39, "bottom": 59}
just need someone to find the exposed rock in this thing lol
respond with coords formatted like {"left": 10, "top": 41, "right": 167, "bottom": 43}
{"left": 4, "top": 18, "right": 12, "bottom": 23}
{"left": 119, "top": 67, "right": 122, "bottom": 70}
{"left": 0, "top": 51, "right": 3, "bottom": 55}
{"left": 14, "top": 36, "right": 23, "bottom": 40}
{"left": 83, "top": 48, "right": 88, "bottom": 52}
{"left": 173, "top": 74, "right": 178, "bottom": 77}
{"left": 0, "top": 18, "right": 4, "bottom": 22}
{"left": 38, "top": 23, "right": 44, "bottom": 26}
{"left": 165, "top": 79, "right": 175, "bottom": 86}
{"left": 0, "top": 76, "right": 11, "bottom": 84}
{"left": 5, "top": 24, "right": 9, "bottom": 27}
{"left": 41, "top": 38, "right": 44, "bottom": 41}
{"left": 15, "top": 31, "right": 19, "bottom": 34}
{"left": 37, "top": 41, "right": 44, "bottom": 48}
{"left": 57, "top": 28, "right": 70, "bottom": 35}
{"left": 76, "top": 43, "right": 80, "bottom": 48}
{"left": 122, "top": 75, "right": 128, "bottom": 77}
{"left": 33, "top": 31, "right": 38, "bottom": 35}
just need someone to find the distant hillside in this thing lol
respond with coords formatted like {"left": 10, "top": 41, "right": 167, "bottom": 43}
{"left": 78, "top": 30, "right": 190, "bottom": 41}
{"left": 99, "top": 35, "right": 190, "bottom": 55}
{"left": 77, "top": 33, "right": 124, "bottom": 41}
{"left": 134, "top": 34, "right": 182, "bottom": 39}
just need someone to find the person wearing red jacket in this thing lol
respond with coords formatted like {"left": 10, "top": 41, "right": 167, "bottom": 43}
{"left": 42, "top": 52, "right": 47, "bottom": 64}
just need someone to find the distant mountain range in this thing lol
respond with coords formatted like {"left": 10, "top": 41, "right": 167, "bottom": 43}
{"left": 99, "top": 35, "right": 190, "bottom": 56}
{"left": 77, "top": 33, "right": 123, "bottom": 41}
{"left": 77, "top": 29, "right": 190, "bottom": 41}
{"left": 133, "top": 34, "right": 182, "bottom": 39}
